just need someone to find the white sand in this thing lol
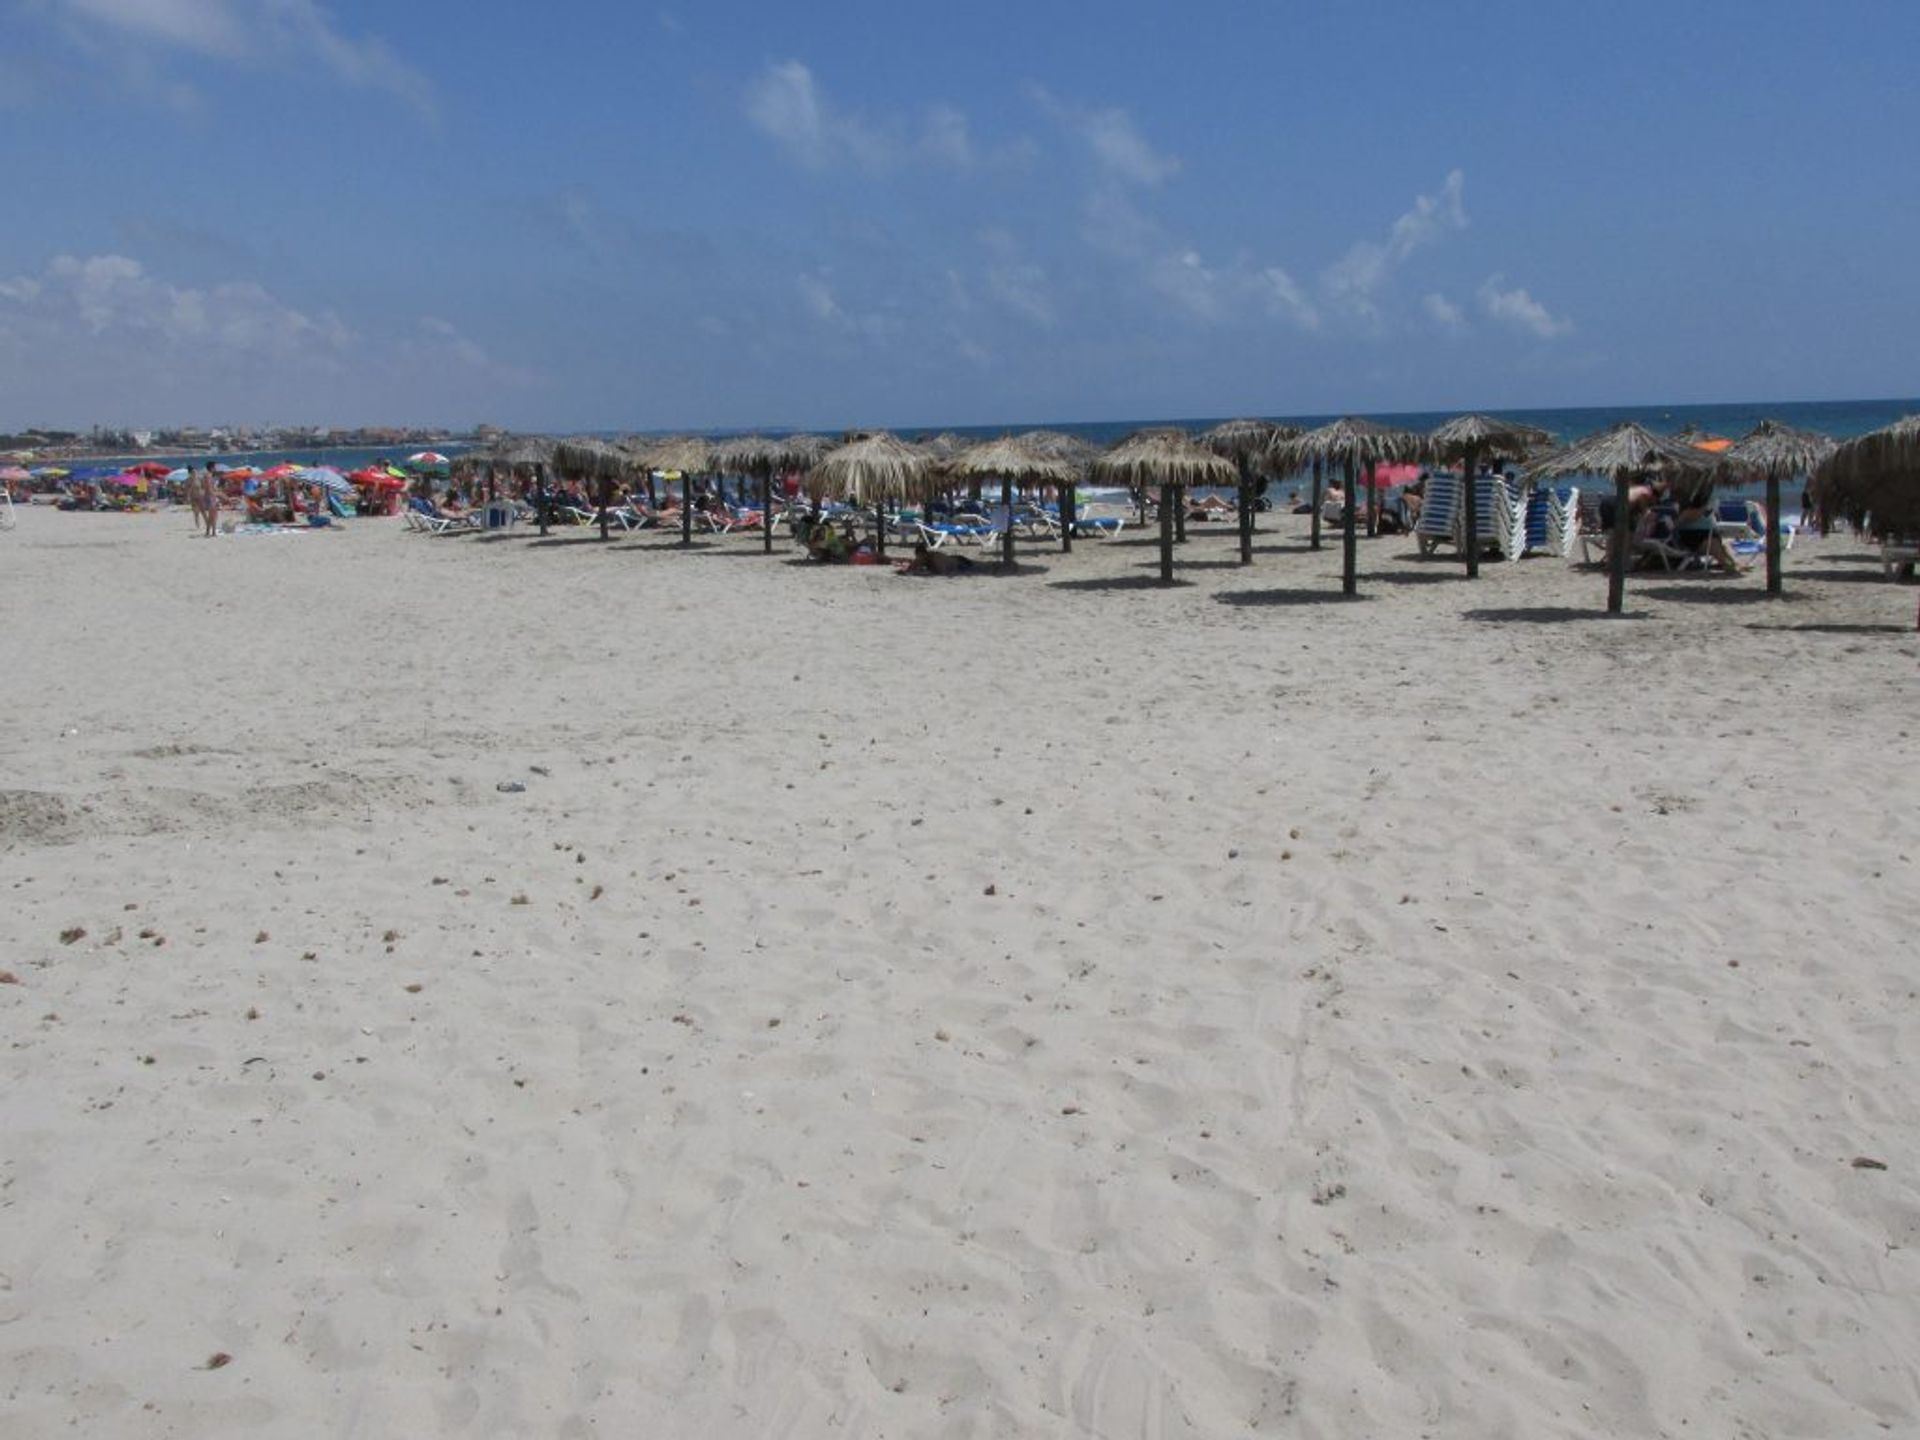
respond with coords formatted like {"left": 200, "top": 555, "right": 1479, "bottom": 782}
{"left": 2, "top": 506, "right": 1915, "bottom": 1437}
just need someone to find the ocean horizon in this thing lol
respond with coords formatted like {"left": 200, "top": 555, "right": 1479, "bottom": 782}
{"left": 50, "top": 395, "right": 1915, "bottom": 502}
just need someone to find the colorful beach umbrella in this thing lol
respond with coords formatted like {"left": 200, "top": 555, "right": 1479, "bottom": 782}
{"left": 293, "top": 466, "right": 354, "bottom": 494}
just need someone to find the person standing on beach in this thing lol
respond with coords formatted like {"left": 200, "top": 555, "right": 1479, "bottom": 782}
{"left": 201, "top": 465, "right": 220, "bottom": 537}
{"left": 186, "top": 465, "right": 207, "bottom": 534}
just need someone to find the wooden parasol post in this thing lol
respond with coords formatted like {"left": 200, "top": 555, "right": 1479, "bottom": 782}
{"left": 1310, "top": 458, "right": 1323, "bottom": 551}
{"left": 1159, "top": 484, "right": 1175, "bottom": 583}
{"left": 1765, "top": 473, "right": 1782, "bottom": 596}
{"left": 1001, "top": 474, "right": 1015, "bottom": 568}
{"left": 1462, "top": 443, "right": 1481, "bottom": 579}
{"left": 1342, "top": 458, "right": 1359, "bottom": 596}
{"left": 1608, "top": 474, "right": 1631, "bottom": 614}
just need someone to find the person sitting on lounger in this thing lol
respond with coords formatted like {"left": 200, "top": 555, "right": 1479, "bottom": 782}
{"left": 1676, "top": 496, "right": 1745, "bottom": 573}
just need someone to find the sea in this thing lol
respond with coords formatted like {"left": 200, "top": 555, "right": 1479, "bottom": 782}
{"left": 52, "top": 396, "right": 1918, "bottom": 506}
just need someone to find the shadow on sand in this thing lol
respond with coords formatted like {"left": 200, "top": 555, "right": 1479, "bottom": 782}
{"left": 1215, "top": 588, "right": 1373, "bottom": 607}
{"left": 1460, "top": 606, "right": 1647, "bottom": 624}
{"left": 1050, "top": 574, "right": 1196, "bottom": 592}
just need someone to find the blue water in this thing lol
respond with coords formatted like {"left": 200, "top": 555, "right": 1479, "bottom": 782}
{"left": 929, "top": 397, "right": 1916, "bottom": 451}
{"left": 62, "top": 444, "right": 472, "bottom": 474}
{"left": 53, "top": 397, "right": 1917, "bottom": 505}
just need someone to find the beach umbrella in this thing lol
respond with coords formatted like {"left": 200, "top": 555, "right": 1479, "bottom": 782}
{"left": 1089, "top": 428, "right": 1238, "bottom": 583}
{"left": 551, "top": 437, "right": 637, "bottom": 538}
{"left": 632, "top": 436, "right": 715, "bottom": 547}
{"left": 809, "top": 432, "right": 934, "bottom": 560}
{"left": 1525, "top": 421, "right": 1727, "bottom": 613}
{"left": 1430, "top": 414, "right": 1556, "bottom": 579}
{"left": 1272, "top": 419, "right": 1430, "bottom": 596}
{"left": 2, "top": 465, "right": 34, "bottom": 483}
{"left": 293, "top": 466, "right": 354, "bottom": 495}
{"left": 407, "top": 450, "right": 450, "bottom": 467}
{"left": 1815, "top": 414, "right": 1920, "bottom": 629}
{"left": 713, "top": 435, "right": 827, "bottom": 554}
{"left": 946, "top": 436, "right": 1081, "bottom": 569}
{"left": 1201, "top": 419, "right": 1300, "bottom": 565}
{"left": 1725, "top": 419, "right": 1836, "bottom": 597}
{"left": 1811, "top": 414, "right": 1920, "bottom": 533}
{"left": 712, "top": 435, "right": 778, "bottom": 552}
{"left": 1011, "top": 431, "right": 1097, "bottom": 552}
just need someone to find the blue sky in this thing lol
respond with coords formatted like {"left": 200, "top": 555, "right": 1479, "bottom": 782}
{"left": 3, "top": 0, "right": 1917, "bottom": 431}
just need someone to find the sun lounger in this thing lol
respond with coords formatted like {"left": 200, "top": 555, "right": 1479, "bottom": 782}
{"left": 1573, "top": 492, "right": 1613, "bottom": 565}
{"left": 917, "top": 516, "right": 996, "bottom": 549}
{"left": 1414, "top": 471, "right": 1459, "bottom": 555}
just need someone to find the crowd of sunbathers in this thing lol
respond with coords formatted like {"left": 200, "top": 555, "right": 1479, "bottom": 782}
{"left": 1596, "top": 481, "right": 1749, "bottom": 573}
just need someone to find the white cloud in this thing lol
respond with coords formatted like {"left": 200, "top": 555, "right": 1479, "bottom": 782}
{"left": 1260, "top": 267, "right": 1320, "bottom": 330}
{"left": 406, "top": 317, "right": 538, "bottom": 387}
{"left": 12, "top": 252, "right": 354, "bottom": 354}
{"left": 797, "top": 271, "right": 846, "bottom": 325}
{"left": 979, "top": 229, "right": 1054, "bottom": 327}
{"left": 0, "top": 252, "right": 542, "bottom": 425}
{"left": 922, "top": 104, "right": 974, "bottom": 167}
{"left": 1322, "top": 169, "right": 1468, "bottom": 321}
{"left": 1478, "top": 275, "right": 1572, "bottom": 337}
{"left": 745, "top": 60, "right": 999, "bottom": 173}
{"left": 1033, "top": 87, "right": 1179, "bottom": 186}
{"left": 49, "top": 0, "right": 433, "bottom": 113}
{"left": 1422, "top": 292, "right": 1467, "bottom": 332}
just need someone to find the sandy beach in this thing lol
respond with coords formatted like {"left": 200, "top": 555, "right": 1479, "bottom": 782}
{"left": 2, "top": 506, "right": 1915, "bottom": 1438}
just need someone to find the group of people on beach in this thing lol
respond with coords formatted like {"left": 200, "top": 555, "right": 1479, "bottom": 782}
{"left": 185, "top": 464, "right": 221, "bottom": 537}
{"left": 1600, "top": 480, "right": 1748, "bottom": 573}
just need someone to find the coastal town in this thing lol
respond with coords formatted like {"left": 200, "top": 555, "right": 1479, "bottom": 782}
{"left": 0, "top": 422, "right": 496, "bottom": 463}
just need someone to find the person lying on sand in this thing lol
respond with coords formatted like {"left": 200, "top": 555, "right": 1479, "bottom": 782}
{"left": 897, "top": 541, "right": 975, "bottom": 576}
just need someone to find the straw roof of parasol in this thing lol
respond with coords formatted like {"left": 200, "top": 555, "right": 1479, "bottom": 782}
{"left": 1272, "top": 417, "right": 1431, "bottom": 472}
{"left": 808, "top": 431, "right": 935, "bottom": 503}
{"left": 1089, "top": 428, "right": 1239, "bottom": 490}
{"left": 913, "top": 431, "right": 970, "bottom": 459}
{"left": 1725, "top": 419, "right": 1836, "bottom": 481}
{"left": 455, "top": 436, "right": 555, "bottom": 470}
{"left": 631, "top": 435, "right": 714, "bottom": 474}
{"left": 1199, "top": 418, "right": 1301, "bottom": 467}
{"left": 944, "top": 436, "right": 1083, "bottom": 488}
{"left": 1524, "top": 420, "right": 1727, "bottom": 499}
{"left": 1813, "top": 414, "right": 1920, "bottom": 535}
{"left": 552, "top": 437, "right": 635, "bottom": 480}
{"left": 1016, "top": 430, "right": 1099, "bottom": 467}
{"left": 710, "top": 435, "right": 775, "bottom": 475}
{"left": 1429, "top": 413, "right": 1555, "bottom": 461}
{"left": 712, "top": 434, "right": 833, "bottom": 475}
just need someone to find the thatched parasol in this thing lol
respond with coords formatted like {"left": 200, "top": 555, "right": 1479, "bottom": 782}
{"left": 1089, "top": 428, "right": 1238, "bottom": 583}
{"left": 809, "top": 432, "right": 934, "bottom": 559}
{"left": 551, "top": 437, "right": 639, "bottom": 539}
{"left": 1429, "top": 415, "right": 1555, "bottom": 579}
{"left": 1273, "top": 419, "right": 1430, "bottom": 595}
{"left": 1812, "top": 415, "right": 1920, "bottom": 534}
{"left": 1201, "top": 419, "right": 1303, "bottom": 565}
{"left": 1726, "top": 419, "right": 1836, "bottom": 596}
{"left": 1009, "top": 431, "right": 1097, "bottom": 552}
{"left": 628, "top": 436, "right": 714, "bottom": 546}
{"left": 1525, "top": 421, "right": 1727, "bottom": 613}
{"left": 1017, "top": 429, "right": 1098, "bottom": 464}
{"left": 455, "top": 437, "right": 555, "bottom": 501}
{"left": 946, "top": 436, "right": 1081, "bottom": 568}
{"left": 914, "top": 431, "right": 970, "bottom": 460}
